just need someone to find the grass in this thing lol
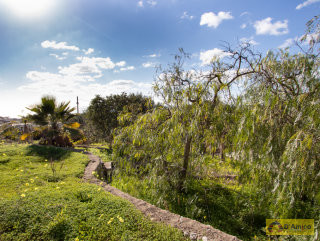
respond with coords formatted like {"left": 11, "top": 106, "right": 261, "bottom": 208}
{"left": 109, "top": 154, "right": 269, "bottom": 241}
{"left": 0, "top": 143, "right": 187, "bottom": 241}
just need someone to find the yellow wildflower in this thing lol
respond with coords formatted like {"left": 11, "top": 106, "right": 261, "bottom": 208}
{"left": 25, "top": 183, "right": 30, "bottom": 186}
{"left": 107, "top": 218, "right": 114, "bottom": 224}
{"left": 34, "top": 187, "right": 39, "bottom": 190}
{"left": 35, "top": 176, "right": 38, "bottom": 179}
{"left": 2, "top": 153, "right": 6, "bottom": 156}
{"left": 99, "top": 214, "right": 104, "bottom": 219}
{"left": 75, "top": 238, "right": 79, "bottom": 241}
{"left": 44, "top": 164, "right": 48, "bottom": 167}
{"left": 30, "top": 179, "right": 34, "bottom": 183}
{"left": 117, "top": 215, "right": 124, "bottom": 223}
{"left": 56, "top": 186, "right": 60, "bottom": 189}
{"left": 21, "top": 194, "right": 26, "bottom": 198}
{"left": 20, "top": 169, "right": 24, "bottom": 172}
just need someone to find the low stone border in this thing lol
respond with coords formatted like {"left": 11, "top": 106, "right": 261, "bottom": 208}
{"left": 83, "top": 153, "right": 241, "bottom": 241}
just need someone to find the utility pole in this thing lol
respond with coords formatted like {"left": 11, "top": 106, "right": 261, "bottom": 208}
{"left": 76, "top": 96, "right": 79, "bottom": 114}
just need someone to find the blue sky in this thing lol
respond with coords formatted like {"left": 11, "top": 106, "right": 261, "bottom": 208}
{"left": 0, "top": 0, "right": 319, "bottom": 117}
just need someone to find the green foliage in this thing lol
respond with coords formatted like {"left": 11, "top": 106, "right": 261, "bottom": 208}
{"left": 0, "top": 144, "right": 187, "bottom": 241}
{"left": 0, "top": 126, "right": 21, "bottom": 140}
{"left": 25, "top": 96, "right": 77, "bottom": 147}
{"left": 234, "top": 51, "right": 320, "bottom": 223}
{"left": 85, "top": 93, "right": 153, "bottom": 142}
{"left": 112, "top": 45, "right": 320, "bottom": 240}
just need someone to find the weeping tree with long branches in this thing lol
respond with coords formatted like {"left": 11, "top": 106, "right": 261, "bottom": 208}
{"left": 26, "top": 96, "right": 76, "bottom": 147}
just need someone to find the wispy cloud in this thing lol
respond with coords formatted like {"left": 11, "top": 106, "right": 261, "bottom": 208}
{"left": 41, "top": 40, "right": 80, "bottom": 51}
{"left": 147, "top": 0, "right": 157, "bottom": 6}
{"left": 254, "top": 17, "right": 288, "bottom": 36}
{"left": 240, "top": 37, "right": 259, "bottom": 46}
{"left": 240, "top": 11, "right": 250, "bottom": 17}
{"left": 278, "top": 38, "right": 295, "bottom": 49}
{"left": 142, "top": 62, "right": 156, "bottom": 68}
{"left": 200, "top": 11, "right": 233, "bottom": 29}
{"left": 145, "top": 53, "right": 160, "bottom": 58}
{"left": 240, "top": 23, "right": 247, "bottom": 29}
{"left": 49, "top": 54, "right": 67, "bottom": 60}
{"left": 120, "top": 66, "right": 135, "bottom": 71}
{"left": 296, "top": 0, "right": 320, "bottom": 10}
{"left": 138, "top": 0, "right": 157, "bottom": 7}
{"left": 181, "top": 11, "right": 194, "bottom": 20}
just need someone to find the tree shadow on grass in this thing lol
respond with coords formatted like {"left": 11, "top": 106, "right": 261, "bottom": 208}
{"left": 26, "top": 145, "right": 72, "bottom": 161}
{"left": 170, "top": 181, "right": 267, "bottom": 240}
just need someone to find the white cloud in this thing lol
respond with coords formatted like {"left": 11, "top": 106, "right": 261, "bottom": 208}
{"left": 137, "top": 0, "right": 156, "bottom": 7}
{"left": 147, "top": 0, "right": 157, "bottom": 6}
{"left": 181, "top": 11, "right": 194, "bottom": 20}
{"left": 49, "top": 54, "right": 66, "bottom": 60}
{"left": 240, "top": 12, "right": 250, "bottom": 17}
{"left": 120, "top": 66, "right": 135, "bottom": 71}
{"left": 254, "top": 17, "right": 289, "bottom": 36}
{"left": 240, "top": 37, "right": 258, "bottom": 46}
{"left": 84, "top": 48, "right": 94, "bottom": 55}
{"left": 296, "top": 0, "right": 320, "bottom": 10}
{"left": 240, "top": 23, "right": 247, "bottom": 29}
{"left": 146, "top": 53, "right": 160, "bottom": 58}
{"left": 200, "top": 11, "right": 233, "bottom": 29}
{"left": 137, "top": 0, "right": 143, "bottom": 7}
{"left": 41, "top": 40, "right": 80, "bottom": 51}
{"left": 278, "top": 38, "right": 295, "bottom": 49}
{"left": 58, "top": 56, "right": 116, "bottom": 78}
{"left": 200, "top": 48, "right": 231, "bottom": 65}
{"left": 142, "top": 62, "right": 156, "bottom": 68}
{"left": 116, "top": 61, "right": 126, "bottom": 67}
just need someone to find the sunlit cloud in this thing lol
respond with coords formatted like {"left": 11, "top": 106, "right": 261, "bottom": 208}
{"left": 200, "top": 48, "right": 231, "bottom": 65}
{"left": 278, "top": 38, "right": 295, "bottom": 49}
{"left": 254, "top": 17, "right": 288, "bottom": 36}
{"left": 296, "top": 0, "right": 320, "bottom": 10}
{"left": 41, "top": 40, "right": 80, "bottom": 51}
{"left": 200, "top": 11, "right": 233, "bottom": 29}
{"left": 84, "top": 48, "right": 94, "bottom": 55}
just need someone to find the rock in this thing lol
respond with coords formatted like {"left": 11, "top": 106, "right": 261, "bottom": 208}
{"left": 202, "top": 236, "right": 208, "bottom": 241}
{"left": 183, "top": 231, "right": 189, "bottom": 237}
{"left": 190, "top": 232, "right": 197, "bottom": 240}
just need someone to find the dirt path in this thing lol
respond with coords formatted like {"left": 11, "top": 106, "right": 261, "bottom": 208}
{"left": 83, "top": 152, "right": 241, "bottom": 241}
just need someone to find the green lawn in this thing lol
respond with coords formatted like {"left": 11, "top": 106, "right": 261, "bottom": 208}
{"left": 0, "top": 143, "right": 187, "bottom": 241}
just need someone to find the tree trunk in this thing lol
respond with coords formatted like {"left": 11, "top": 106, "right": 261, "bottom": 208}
{"left": 178, "top": 135, "right": 192, "bottom": 192}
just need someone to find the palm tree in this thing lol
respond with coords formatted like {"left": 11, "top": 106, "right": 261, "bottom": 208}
{"left": 26, "top": 96, "right": 76, "bottom": 146}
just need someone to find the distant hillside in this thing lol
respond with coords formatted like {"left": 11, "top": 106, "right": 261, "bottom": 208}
{"left": 0, "top": 116, "right": 21, "bottom": 125}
